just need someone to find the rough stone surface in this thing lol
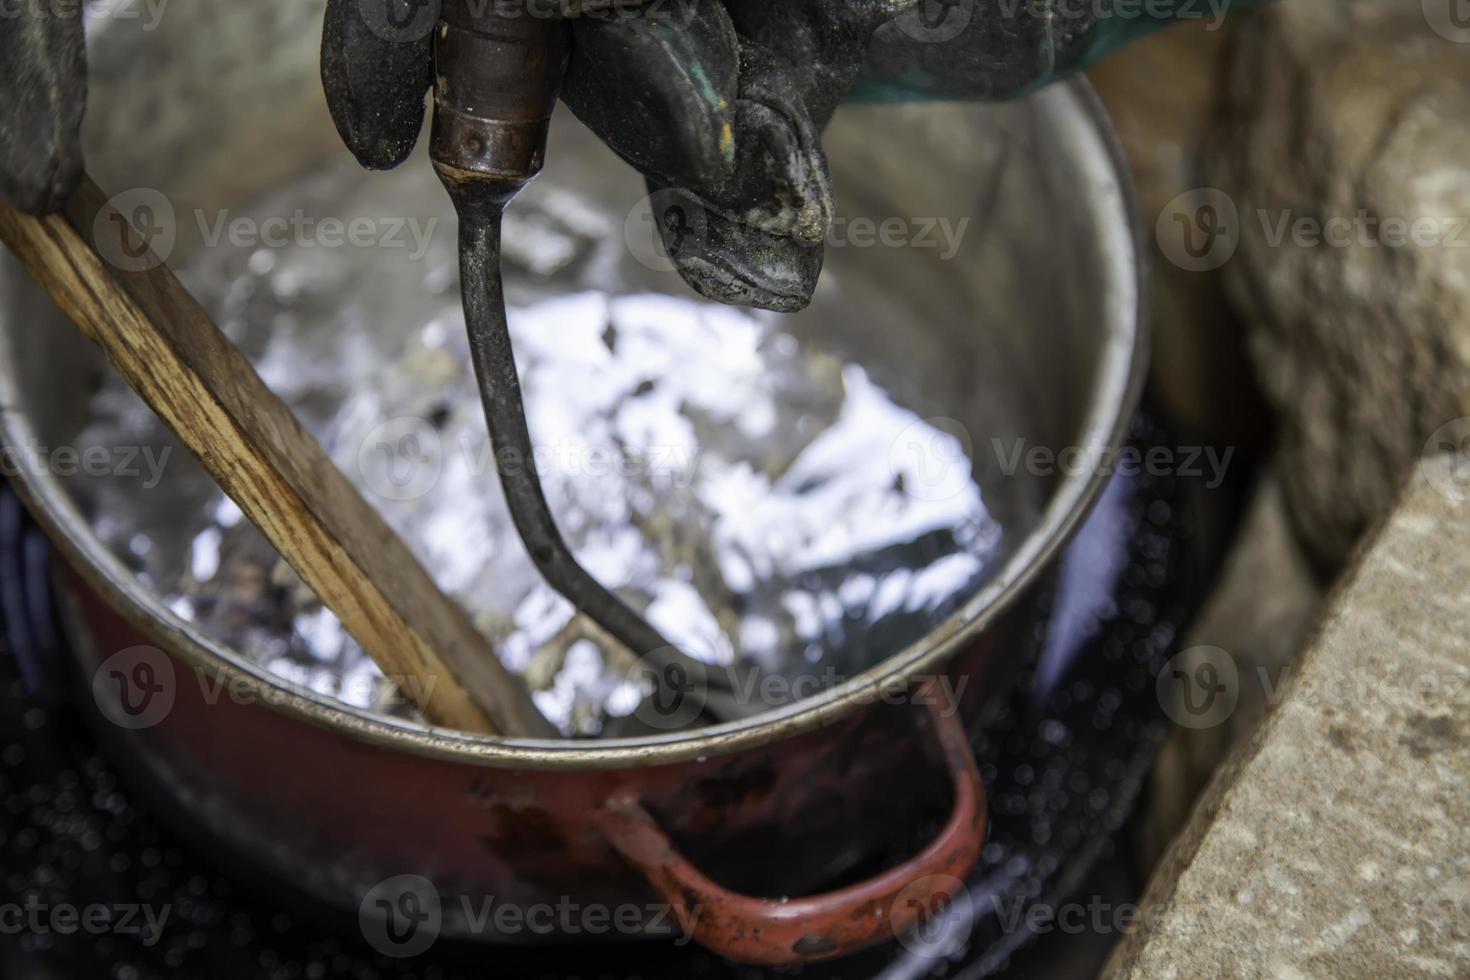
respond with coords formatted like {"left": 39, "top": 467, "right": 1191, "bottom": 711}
{"left": 1105, "top": 455, "right": 1470, "bottom": 979}
{"left": 1207, "top": 0, "right": 1470, "bottom": 572}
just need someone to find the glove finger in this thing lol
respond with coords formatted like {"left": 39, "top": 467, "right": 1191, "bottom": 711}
{"left": 564, "top": 1, "right": 916, "bottom": 313}
{"left": 645, "top": 0, "right": 918, "bottom": 312}
{"left": 321, "top": 0, "right": 437, "bottom": 170}
{"left": 561, "top": 2, "right": 833, "bottom": 311}
{"left": 561, "top": 1, "right": 740, "bottom": 192}
{"left": 649, "top": 179, "right": 826, "bottom": 312}
{"left": 0, "top": 2, "right": 87, "bottom": 214}
{"left": 712, "top": 0, "right": 914, "bottom": 246}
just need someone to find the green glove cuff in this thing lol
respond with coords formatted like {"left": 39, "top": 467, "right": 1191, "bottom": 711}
{"left": 851, "top": 0, "right": 1266, "bottom": 103}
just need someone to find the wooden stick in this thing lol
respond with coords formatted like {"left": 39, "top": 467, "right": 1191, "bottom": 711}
{"left": 0, "top": 177, "right": 555, "bottom": 738}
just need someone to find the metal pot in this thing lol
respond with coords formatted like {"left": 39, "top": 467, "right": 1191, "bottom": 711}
{"left": 0, "top": 1, "right": 1145, "bottom": 966}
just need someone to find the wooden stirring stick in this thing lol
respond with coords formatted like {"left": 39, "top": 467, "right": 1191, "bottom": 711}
{"left": 0, "top": 177, "right": 555, "bottom": 738}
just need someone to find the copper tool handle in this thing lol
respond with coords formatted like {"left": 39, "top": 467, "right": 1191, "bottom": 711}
{"left": 430, "top": 1, "right": 570, "bottom": 185}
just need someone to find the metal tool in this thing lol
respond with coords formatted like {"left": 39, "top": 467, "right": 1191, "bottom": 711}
{"left": 428, "top": 0, "right": 753, "bottom": 723}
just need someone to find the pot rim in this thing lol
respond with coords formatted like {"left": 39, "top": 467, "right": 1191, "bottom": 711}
{"left": 0, "top": 79, "right": 1148, "bottom": 772}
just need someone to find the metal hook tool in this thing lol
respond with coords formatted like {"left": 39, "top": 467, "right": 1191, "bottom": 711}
{"left": 429, "top": 1, "right": 757, "bottom": 725}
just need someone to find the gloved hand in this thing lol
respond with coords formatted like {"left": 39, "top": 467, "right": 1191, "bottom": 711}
{"left": 0, "top": 0, "right": 1250, "bottom": 308}
{"left": 0, "top": 3, "right": 86, "bottom": 215}
{"left": 324, "top": 0, "right": 1262, "bottom": 313}
{"left": 323, "top": 0, "right": 918, "bottom": 313}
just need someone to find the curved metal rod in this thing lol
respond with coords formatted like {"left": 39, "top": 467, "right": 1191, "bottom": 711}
{"left": 454, "top": 199, "right": 758, "bottom": 724}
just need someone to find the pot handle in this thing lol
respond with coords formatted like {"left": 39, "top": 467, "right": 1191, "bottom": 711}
{"left": 594, "top": 677, "right": 987, "bottom": 966}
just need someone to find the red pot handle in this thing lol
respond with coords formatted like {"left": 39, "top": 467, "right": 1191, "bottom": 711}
{"left": 595, "top": 677, "right": 987, "bottom": 966}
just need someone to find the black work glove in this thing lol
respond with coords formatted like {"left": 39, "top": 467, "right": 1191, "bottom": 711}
{"left": 322, "top": 0, "right": 921, "bottom": 313}
{"left": 0, "top": 3, "right": 87, "bottom": 214}
{"left": 4, "top": 0, "right": 1141, "bottom": 312}
{"left": 561, "top": 0, "right": 918, "bottom": 312}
